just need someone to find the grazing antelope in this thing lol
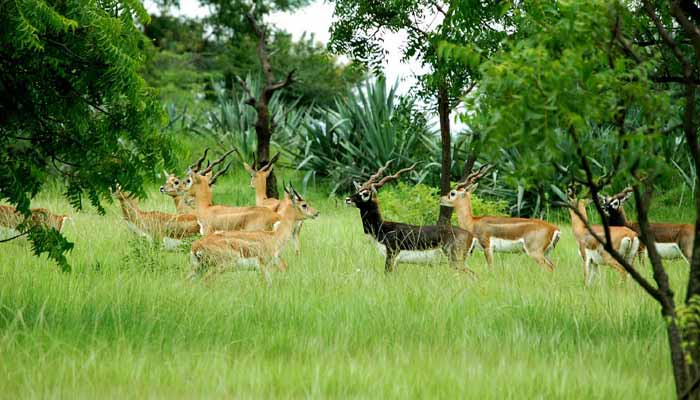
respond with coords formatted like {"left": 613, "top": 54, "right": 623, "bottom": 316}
{"left": 602, "top": 187, "right": 694, "bottom": 263}
{"left": 567, "top": 185, "right": 640, "bottom": 286}
{"left": 180, "top": 149, "right": 283, "bottom": 235}
{"left": 0, "top": 205, "right": 69, "bottom": 236}
{"left": 239, "top": 152, "right": 304, "bottom": 255}
{"left": 113, "top": 187, "right": 200, "bottom": 249}
{"left": 190, "top": 184, "right": 319, "bottom": 280}
{"left": 345, "top": 161, "right": 476, "bottom": 274}
{"left": 440, "top": 166, "right": 561, "bottom": 271}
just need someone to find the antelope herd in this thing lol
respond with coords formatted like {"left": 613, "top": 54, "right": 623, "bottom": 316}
{"left": 0, "top": 149, "right": 695, "bottom": 285}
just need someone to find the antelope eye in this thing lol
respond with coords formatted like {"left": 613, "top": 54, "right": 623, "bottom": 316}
{"left": 174, "top": 180, "right": 179, "bottom": 185}
{"left": 450, "top": 191, "right": 456, "bottom": 197}
{"left": 302, "top": 204, "right": 307, "bottom": 209}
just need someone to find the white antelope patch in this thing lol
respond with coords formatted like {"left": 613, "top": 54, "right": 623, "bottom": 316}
{"left": 490, "top": 237, "right": 526, "bottom": 253}
{"left": 374, "top": 242, "right": 443, "bottom": 264}
{"left": 653, "top": 242, "right": 685, "bottom": 260}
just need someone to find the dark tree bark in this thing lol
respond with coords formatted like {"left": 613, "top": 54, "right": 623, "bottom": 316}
{"left": 437, "top": 85, "right": 453, "bottom": 225}
{"left": 238, "top": 13, "right": 295, "bottom": 199}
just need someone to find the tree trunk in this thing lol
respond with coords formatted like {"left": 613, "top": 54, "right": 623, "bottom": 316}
{"left": 254, "top": 103, "right": 278, "bottom": 199}
{"left": 437, "top": 86, "right": 452, "bottom": 225}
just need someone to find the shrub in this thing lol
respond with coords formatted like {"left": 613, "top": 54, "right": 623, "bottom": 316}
{"left": 378, "top": 182, "right": 507, "bottom": 225}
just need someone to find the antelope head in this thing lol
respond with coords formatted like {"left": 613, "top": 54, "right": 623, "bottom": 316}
{"left": 160, "top": 171, "right": 182, "bottom": 198}
{"left": 284, "top": 182, "right": 319, "bottom": 220}
{"left": 601, "top": 187, "right": 633, "bottom": 216}
{"left": 179, "top": 148, "right": 234, "bottom": 198}
{"left": 440, "top": 164, "right": 492, "bottom": 207}
{"left": 345, "top": 160, "right": 416, "bottom": 208}
{"left": 242, "top": 152, "right": 280, "bottom": 189}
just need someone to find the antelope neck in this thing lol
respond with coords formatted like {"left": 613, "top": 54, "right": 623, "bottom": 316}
{"left": 357, "top": 201, "right": 383, "bottom": 236}
{"left": 192, "top": 184, "right": 214, "bottom": 210}
{"left": 568, "top": 199, "right": 589, "bottom": 237}
{"left": 454, "top": 192, "right": 475, "bottom": 231}
{"left": 254, "top": 178, "right": 267, "bottom": 205}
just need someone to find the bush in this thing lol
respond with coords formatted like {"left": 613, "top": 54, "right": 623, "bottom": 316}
{"left": 378, "top": 182, "right": 507, "bottom": 225}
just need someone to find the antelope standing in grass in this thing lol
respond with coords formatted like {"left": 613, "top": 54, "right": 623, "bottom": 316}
{"left": 190, "top": 184, "right": 319, "bottom": 280}
{"left": 0, "top": 205, "right": 69, "bottom": 236}
{"left": 440, "top": 166, "right": 561, "bottom": 271}
{"left": 345, "top": 161, "right": 476, "bottom": 274}
{"left": 239, "top": 152, "right": 304, "bottom": 255}
{"left": 567, "top": 185, "right": 640, "bottom": 285}
{"left": 602, "top": 187, "right": 694, "bottom": 263}
{"left": 180, "top": 149, "right": 283, "bottom": 235}
{"left": 113, "top": 186, "right": 200, "bottom": 249}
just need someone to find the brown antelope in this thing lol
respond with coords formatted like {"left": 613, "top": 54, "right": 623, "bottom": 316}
{"left": 190, "top": 184, "right": 319, "bottom": 280}
{"left": 113, "top": 186, "right": 200, "bottom": 249}
{"left": 179, "top": 149, "right": 283, "bottom": 235}
{"left": 241, "top": 152, "right": 282, "bottom": 211}
{"left": 160, "top": 172, "right": 195, "bottom": 214}
{"left": 0, "top": 205, "right": 69, "bottom": 236}
{"left": 602, "top": 187, "right": 694, "bottom": 263}
{"left": 440, "top": 165, "right": 561, "bottom": 271}
{"left": 239, "top": 152, "right": 305, "bottom": 255}
{"left": 345, "top": 161, "right": 476, "bottom": 274}
{"left": 567, "top": 185, "right": 640, "bottom": 286}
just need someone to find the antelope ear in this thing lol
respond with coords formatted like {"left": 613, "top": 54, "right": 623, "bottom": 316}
{"left": 468, "top": 183, "right": 479, "bottom": 192}
{"left": 620, "top": 191, "right": 633, "bottom": 203}
{"left": 243, "top": 162, "right": 254, "bottom": 174}
{"left": 163, "top": 169, "right": 170, "bottom": 177}
{"left": 353, "top": 181, "right": 362, "bottom": 191}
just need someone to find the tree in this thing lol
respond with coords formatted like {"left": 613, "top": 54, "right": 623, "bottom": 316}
{"left": 1, "top": 0, "right": 171, "bottom": 270}
{"left": 198, "top": 0, "right": 308, "bottom": 199}
{"left": 329, "top": 0, "right": 510, "bottom": 223}
{"left": 443, "top": 1, "right": 700, "bottom": 397}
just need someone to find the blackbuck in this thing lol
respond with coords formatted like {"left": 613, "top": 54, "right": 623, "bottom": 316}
{"left": 345, "top": 162, "right": 476, "bottom": 273}
{"left": 160, "top": 172, "right": 195, "bottom": 214}
{"left": 113, "top": 186, "right": 199, "bottom": 249}
{"left": 190, "top": 184, "right": 319, "bottom": 280}
{"left": 602, "top": 187, "right": 694, "bottom": 263}
{"left": 440, "top": 165, "right": 561, "bottom": 271}
{"left": 239, "top": 152, "right": 303, "bottom": 255}
{"left": 180, "top": 149, "right": 283, "bottom": 235}
{"left": 241, "top": 152, "right": 282, "bottom": 211}
{"left": 567, "top": 186, "right": 640, "bottom": 286}
{"left": 0, "top": 205, "right": 69, "bottom": 236}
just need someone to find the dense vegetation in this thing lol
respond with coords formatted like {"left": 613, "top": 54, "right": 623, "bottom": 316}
{"left": 3, "top": 0, "right": 700, "bottom": 398}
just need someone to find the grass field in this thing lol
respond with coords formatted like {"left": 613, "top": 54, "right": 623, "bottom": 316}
{"left": 0, "top": 173, "right": 690, "bottom": 399}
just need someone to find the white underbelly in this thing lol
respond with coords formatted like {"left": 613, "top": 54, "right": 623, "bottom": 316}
{"left": 374, "top": 242, "right": 442, "bottom": 264}
{"left": 490, "top": 237, "right": 526, "bottom": 253}
{"left": 162, "top": 237, "right": 184, "bottom": 251}
{"left": 585, "top": 248, "right": 604, "bottom": 264}
{"left": 654, "top": 242, "right": 684, "bottom": 259}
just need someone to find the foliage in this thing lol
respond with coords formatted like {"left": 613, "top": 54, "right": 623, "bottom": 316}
{"left": 1, "top": 0, "right": 171, "bottom": 269}
{"left": 285, "top": 77, "right": 438, "bottom": 193}
{"left": 379, "top": 181, "right": 507, "bottom": 225}
{"left": 190, "top": 76, "right": 311, "bottom": 163}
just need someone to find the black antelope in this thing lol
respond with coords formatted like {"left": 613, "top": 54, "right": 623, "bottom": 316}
{"left": 190, "top": 184, "right": 319, "bottom": 280}
{"left": 602, "top": 187, "right": 694, "bottom": 263}
{"left": 440, "top": 165, "right": 561, "bottom": 271}
{"left": 345, "top": 161, "right": 476, "bottom": 273}
{"left": 179, "top": 149, "right": 284, "bottom": 235}
{"left": 567, "top": 185, "right": 640, "bottom": 285}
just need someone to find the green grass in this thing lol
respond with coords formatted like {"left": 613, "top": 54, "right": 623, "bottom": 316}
{"left": 0, "top": 173, "right": 691, "bottom": 399}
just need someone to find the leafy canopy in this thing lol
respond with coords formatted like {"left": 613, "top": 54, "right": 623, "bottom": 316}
{"left": 1, "top": 0, "right": 171, "bottom": 269}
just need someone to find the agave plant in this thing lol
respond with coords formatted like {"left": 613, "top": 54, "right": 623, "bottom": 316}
{"left": 190, "top": 76, "right": 311, "bottom": 163}
{"left": 283, "top": 77, "right": 438, "bottom": 193}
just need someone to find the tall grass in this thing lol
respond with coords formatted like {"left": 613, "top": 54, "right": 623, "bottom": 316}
{"left": 0, "top": 170, "right": 690, "bottom": 398}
